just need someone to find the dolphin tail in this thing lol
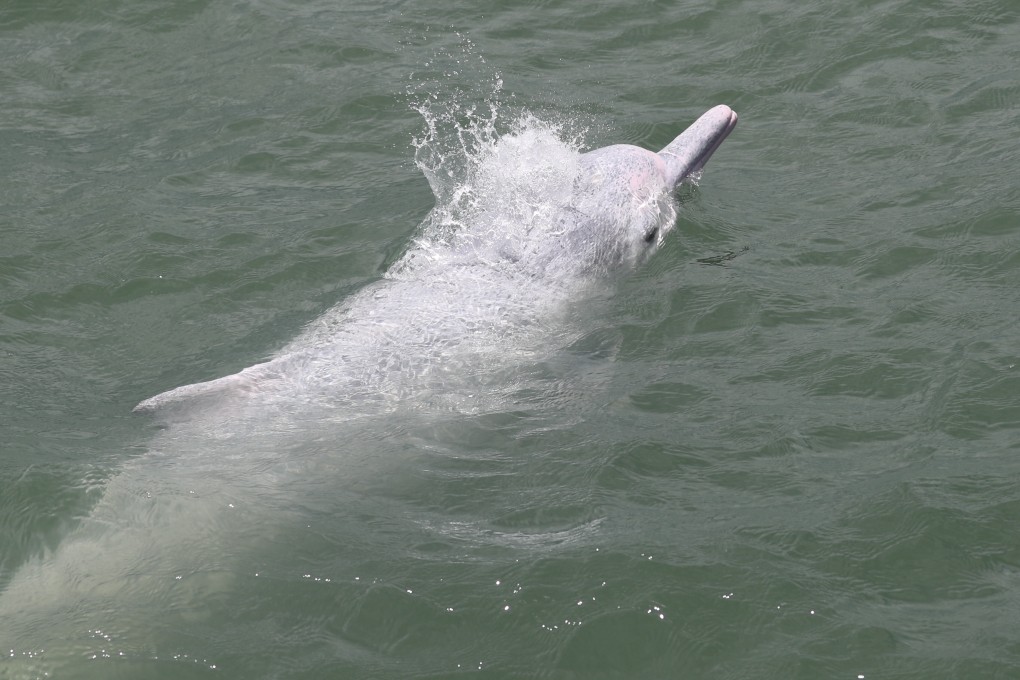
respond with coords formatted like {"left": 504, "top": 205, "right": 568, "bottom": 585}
{"left": 658, "top": 104, "right": 738, "bottom": 187}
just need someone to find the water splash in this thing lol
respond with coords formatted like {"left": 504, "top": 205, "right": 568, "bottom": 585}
{"left": 397, "top": 49, "right": 602, "bottom": 282}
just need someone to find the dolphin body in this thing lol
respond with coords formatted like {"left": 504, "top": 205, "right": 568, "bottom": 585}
{"left": 0, "top": 105, "right": 736, "bottom": 671}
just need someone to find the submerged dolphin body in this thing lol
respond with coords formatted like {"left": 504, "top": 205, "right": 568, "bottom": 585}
{"left": 0, "top": 106, "right": 736, "bottom": 670}
{"left": 133, "top": 105, "right": 738, "bottom": 418}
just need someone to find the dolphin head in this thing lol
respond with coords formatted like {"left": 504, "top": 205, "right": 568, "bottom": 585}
{"left": 443, "top": 105, "right": 737, "bottom": 281}
{"left": 658, "top": 104, "right": 738, "bottom": 188}
{"left": 555, "top": 104, "right": 737, "bottom": 273}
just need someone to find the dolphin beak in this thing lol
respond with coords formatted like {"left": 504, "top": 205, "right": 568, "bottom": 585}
{"left": 658, "top": 104, "right": 738, "bottom": 187}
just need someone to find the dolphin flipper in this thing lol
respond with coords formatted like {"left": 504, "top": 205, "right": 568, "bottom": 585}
{"left": 133, "top": 361, "right": 274, "bottom": 412}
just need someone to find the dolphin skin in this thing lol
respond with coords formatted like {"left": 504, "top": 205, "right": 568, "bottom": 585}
{"left": 0, "top": 105, "right": 736, "bottom": 672}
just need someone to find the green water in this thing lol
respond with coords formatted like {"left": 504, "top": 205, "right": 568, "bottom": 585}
{"left": 2, "top": 0, "right": 1019, "bottom": 677}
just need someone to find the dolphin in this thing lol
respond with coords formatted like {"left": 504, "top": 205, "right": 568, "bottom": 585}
{"left": 132, "top": 104, "right": 738, "bottom": 417}
{"left": 0, "top": 105, "right": 736, "bottom": 672}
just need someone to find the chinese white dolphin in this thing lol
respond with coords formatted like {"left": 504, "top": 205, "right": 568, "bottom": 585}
{"left": 0, "top": 105, "right": 736, "bottom": 673}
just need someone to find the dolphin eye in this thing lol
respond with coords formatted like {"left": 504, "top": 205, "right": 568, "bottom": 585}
{"left": 643, "top": 227, "right": 659, "bottom": 244}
